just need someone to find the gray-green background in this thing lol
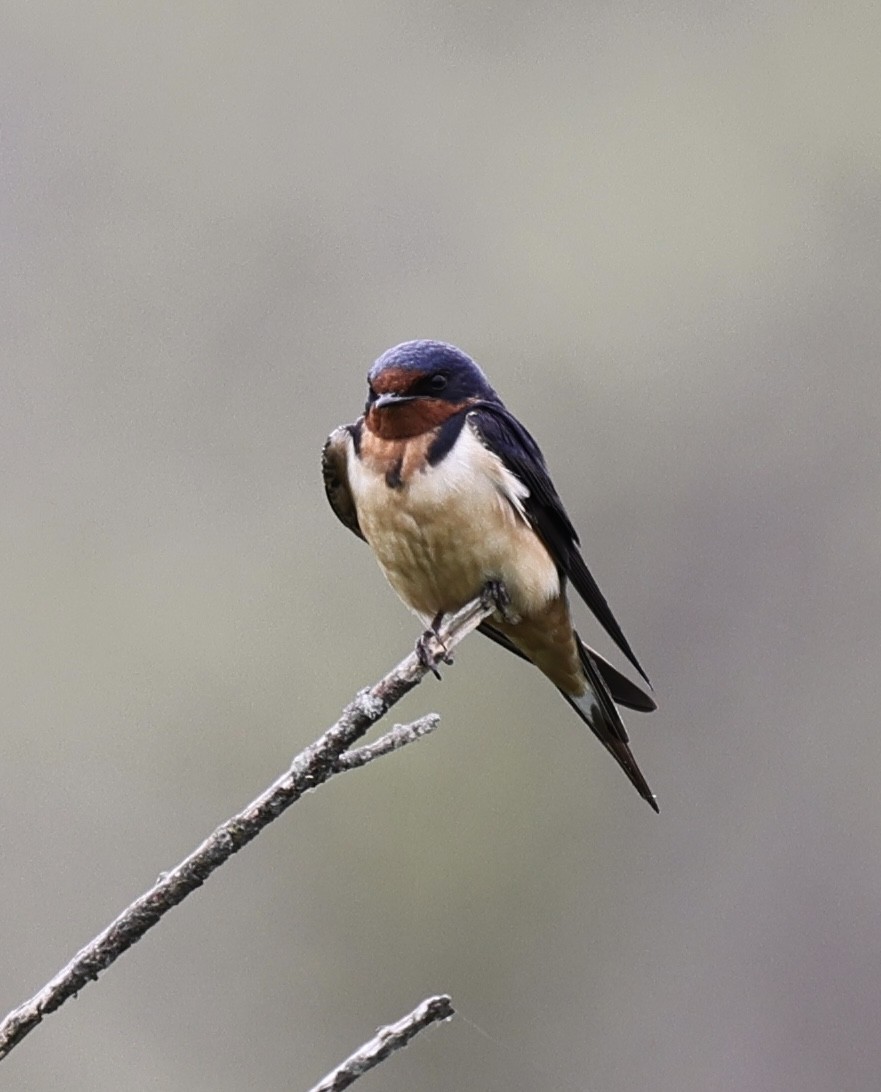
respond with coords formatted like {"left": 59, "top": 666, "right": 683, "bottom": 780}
{"left": 3, "top": 3, "right": 879, "bottom": 1090}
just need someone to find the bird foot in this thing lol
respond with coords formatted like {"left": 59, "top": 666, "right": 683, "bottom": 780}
{"left": 481, "top": 580, "right": 520, "bottom": 625}
{"left": 415, "top": 612, "right": 452, "bottom": 679}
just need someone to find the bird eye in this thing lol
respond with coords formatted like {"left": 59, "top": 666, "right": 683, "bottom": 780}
{"left": 429, "top": 373, "right": 448, "bottom": 392}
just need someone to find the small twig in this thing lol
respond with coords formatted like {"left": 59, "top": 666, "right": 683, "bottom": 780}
{"left": 0, "top": 596, "right": 494, "bottom": 1062}
{"left": 307, "top": 994, "right": 455, "bottom": 1092}
{"left": 335, "top": 714, "right": 441, "bottom": 770}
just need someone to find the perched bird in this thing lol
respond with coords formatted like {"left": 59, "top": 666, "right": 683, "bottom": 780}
{"left": 322, "top": 340, "right": 658, "bottom": 810}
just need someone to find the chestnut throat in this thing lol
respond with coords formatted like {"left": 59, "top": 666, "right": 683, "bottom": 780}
{"left": 365, "top": 397, "right": 469, "bottom": 440}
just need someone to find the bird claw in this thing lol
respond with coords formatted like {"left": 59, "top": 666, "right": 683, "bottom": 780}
{"left": 416, "top": 611, "right": 452, "bottom": 679}
{"left": 481, "top": 580, "right": 520, "bottom": 625}
{"left": 416, "top": 633, "right": 443, "bottom": 679}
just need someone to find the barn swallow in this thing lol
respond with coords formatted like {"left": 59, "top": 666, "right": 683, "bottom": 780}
{"left": 322, "top": 340, "right": 658, "bottom": 810}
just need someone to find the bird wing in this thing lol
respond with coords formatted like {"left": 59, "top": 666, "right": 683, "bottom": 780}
{"left": 467, "top": 403, "right": 651, "bottom": 686}
{"left": 321, "top": 424, "right": 365, "bottom": 542}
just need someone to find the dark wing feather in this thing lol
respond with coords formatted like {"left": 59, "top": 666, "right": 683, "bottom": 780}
{"left": 468, "top": 403, "right": 651, "bottom": 686}
{"left": 322, "top": 425, "right": 365, "bottom": 542}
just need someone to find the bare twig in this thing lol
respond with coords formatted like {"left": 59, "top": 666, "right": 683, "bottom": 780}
{"left": 335, "top": 713, "right": 441, "bottom": 769}
{"left": 307, "top": 994, "right": 455, "bottom": 1092}
{"left": 0, "top": 595, "right": 494, "bottom": 1061}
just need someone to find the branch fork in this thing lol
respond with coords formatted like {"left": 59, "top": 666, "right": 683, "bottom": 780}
{"left": 0, "top": 593, "right": 496, "bottom": 1070}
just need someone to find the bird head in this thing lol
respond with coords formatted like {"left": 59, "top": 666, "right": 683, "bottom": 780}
{"left": 364, "top": 340, "right": 499, "bottom": 439}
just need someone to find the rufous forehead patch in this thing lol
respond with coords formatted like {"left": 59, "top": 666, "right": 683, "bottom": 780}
{"left": 369, "top": 366, "right": 426, "bottom": 394}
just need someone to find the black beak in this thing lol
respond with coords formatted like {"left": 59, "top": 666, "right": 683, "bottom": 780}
{"left": 372, "top": 391, "right": 416, "bottom": 409}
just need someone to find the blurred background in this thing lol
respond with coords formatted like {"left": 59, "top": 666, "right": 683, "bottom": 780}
{"left": 2, "top": 2, "right": 880, "bottom": 1089}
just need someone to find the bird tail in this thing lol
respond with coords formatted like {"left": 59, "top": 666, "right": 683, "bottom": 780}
{"left": 560, "top": 634, "right": 659, "bottom": 813}
{"left": 478, "top": 621, "right": 656, "bottom": 712}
